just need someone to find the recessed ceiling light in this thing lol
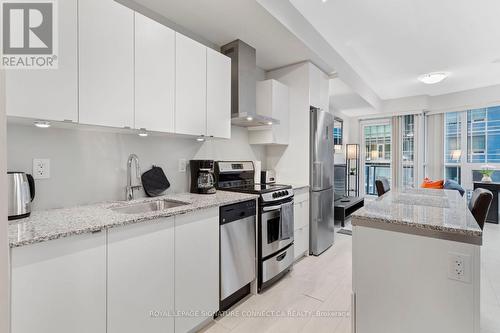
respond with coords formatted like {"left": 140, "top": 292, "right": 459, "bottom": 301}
{"left": 34, "top": 120, "right": 51, "bottom": 128}
{"left": 246, "top": 116, "right": 253, "bottom": 121}
{"left": 418, "top": 72, "right": 449, "bottom": 84}
{"left": 138, "top": 129, "right": 148, "bottom": 137}
{"left": 267, "top": 122, "right": 273, "bottom": 125}
{"left": 322, "top": 0, "right": 328, "bottom": 2}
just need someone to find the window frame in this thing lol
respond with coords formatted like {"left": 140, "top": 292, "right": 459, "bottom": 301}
{"left": 360, "top": 118, "right": 392, "bottom": 196}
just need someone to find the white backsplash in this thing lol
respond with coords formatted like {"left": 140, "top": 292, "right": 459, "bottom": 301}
{"left": 7, "top": 124, "right": 265, "bottom": 210}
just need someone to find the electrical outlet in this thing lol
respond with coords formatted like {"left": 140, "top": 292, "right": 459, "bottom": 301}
{"left": 448, "top": 252, "right": 471, "bottom": 283}
{"left": 33, "top": 158, "right": 50, "bottom": 179}
{"left": 178, "top": 159, "right": 187, "bottom": 173}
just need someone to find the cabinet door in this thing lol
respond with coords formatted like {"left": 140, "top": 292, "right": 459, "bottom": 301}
{"left": 79, "top": 0, "right": 134, "bottom": 128}
{"left": 309, "top": 64, "right": 329, "bottom": 111}
{"left": 6, "top": 0, "right": 78, "bottom": 122}
{"left": 11, "top": 233, "right": 106, "bottom": 333}
{"left": 135, "top": 13, "right": 175, "bottom": 133}
{"left": 175, "top": 33, "right": 207, "bottom": 136}
{"left": 294, "top": 194, "right": 309, "bottom": 230}
{"left": 272, "top": 80, "right": 289, "bottom": 144}
{"left": 206, "top": 48, "right": 231, "bottom": 139}
{"left": 175, "top": 208, "right": 219, "bottom": 332}
{"left": 107, "top": 218, "right": 175, "bottom": 333}
{"left": 294, "top": 226, "right": 309, "bottom": 260}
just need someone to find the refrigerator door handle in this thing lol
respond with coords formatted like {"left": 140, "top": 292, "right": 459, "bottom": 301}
{"left": 313, "top": 162, "right": 323, "bottom": 189}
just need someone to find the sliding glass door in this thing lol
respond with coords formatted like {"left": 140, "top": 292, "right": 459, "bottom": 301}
{"left": 362, "top": 121, "right": 392, "bottom": 195}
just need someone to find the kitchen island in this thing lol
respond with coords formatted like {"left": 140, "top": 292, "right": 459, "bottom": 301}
{"left": 352, "top": 189, "right": 482, "bottom": 333}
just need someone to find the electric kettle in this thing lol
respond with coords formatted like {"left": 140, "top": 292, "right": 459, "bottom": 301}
{"left": 7, "top": 172, "right": 35, "bottom": 220}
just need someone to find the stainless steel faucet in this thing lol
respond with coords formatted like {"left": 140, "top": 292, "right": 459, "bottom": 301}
{"left": 126, "top": 154, "right": 142, "bottom": 201}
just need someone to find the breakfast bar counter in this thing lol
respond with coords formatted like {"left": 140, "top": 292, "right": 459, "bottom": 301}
{"left": 351, "top": 188, "right": 481, "bottom": 333}
{"left": 352, "top": 188, "right": 482, "bottom": 245}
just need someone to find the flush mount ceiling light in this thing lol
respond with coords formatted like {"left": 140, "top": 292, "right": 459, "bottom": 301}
{"left": 246, "top": 116, "right": 253, "bottom": 121}
{"left": 196, "top": 136, "right": 206, "bottom": 142}
{"left": 34, "top": 120, "right": 51, "bottom": 128}
{"left": 138, "top": 129, "right": 148, "bottom": 137}
{"left": 267, "top": 122, "right": 273, "bottom": 125}
{"left": 418, "top": 72, "right": 449, "bottom": 84}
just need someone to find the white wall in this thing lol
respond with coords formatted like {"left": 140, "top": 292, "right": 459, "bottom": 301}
{"left": 0, "top": 70, "right": 9, "bottom": 333}
{"left": 7, "top": 124, "right": 265, "bottom": 210}
{"left": 266, "top": 62, "right": 311, "bottom": 186}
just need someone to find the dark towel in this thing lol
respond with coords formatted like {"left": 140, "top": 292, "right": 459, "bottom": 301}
{"left": 279, "top": 201, "right": 294, "bottom": 240}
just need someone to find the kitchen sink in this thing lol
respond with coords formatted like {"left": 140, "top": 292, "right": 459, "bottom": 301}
{"left": 111, "top": 199, "right": 189, "bottom": 214}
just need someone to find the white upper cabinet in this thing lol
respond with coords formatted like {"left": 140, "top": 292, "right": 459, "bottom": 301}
{"left": 309, "top": 64, "right": 329, "bottom": 112}
{"left": 206, "top": 48, "right": 231, "bottom": 139}
{"left": 134, "top": 13, "right": 175, "bottom": 133}
{"left": 249, "top": 79, "right": 289, "bottom": 145}
{"left": 175, "top": 33, "right": 207, "bottom": 136}
{"left": 78, "top": 0, "right": 134, "bottom": 128}
{"left": 107, "top": 218, "right": 175, "bottom": 333}
{"left": 5, "top": 0, "right": 78, "bottom": 122}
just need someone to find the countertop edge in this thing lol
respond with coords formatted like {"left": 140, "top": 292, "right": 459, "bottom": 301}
{"left": 352, "top": 215, "right": 483, "bottom": 246}
{"left": 9, "top": 194, "right": 258, "bottom": 248}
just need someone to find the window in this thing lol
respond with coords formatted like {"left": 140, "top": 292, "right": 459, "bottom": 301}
{"left": 333, "top": 118, "right": 343, "bottom": 146}
{"left": 467, "top": 107, "right": 500, "bottom": 163}
{"left": 401, "top": 115, "right": 415, "bottom": 188}
{"left": 363, "top": 123, "right": 391, "bottom": 195}
{"left": 444, "top": 112, "right": 462, "bottom": 184}
{"left": 441, "top": 107, "right": 500, "bottom": 189}
{"left": 333, "top": 117, "right": 343, "bottom": 153}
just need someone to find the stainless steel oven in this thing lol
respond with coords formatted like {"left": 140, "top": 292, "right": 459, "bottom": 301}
{"left": 258, "top": 193, "right": 294, "bottom": 291}
{"left": 260, "top": 198, "right": 294, "bottom": 258}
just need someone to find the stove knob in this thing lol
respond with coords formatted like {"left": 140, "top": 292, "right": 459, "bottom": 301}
{"left": 284, "top": 190, "right": 289, "bottom": 196}
{"left": 280, "top": 191, "right": 286, "bottom": 196}
{"left": 272, "top": 193, "right": 278, "bottom": 198}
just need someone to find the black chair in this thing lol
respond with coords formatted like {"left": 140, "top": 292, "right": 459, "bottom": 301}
{"left": 469, "top": 188, "right": 493, "bottom": 230}
{"left": 375, "top": 177, "right": 390, "bottom": 197}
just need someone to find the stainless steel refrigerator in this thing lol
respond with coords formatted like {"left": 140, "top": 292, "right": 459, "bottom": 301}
{"left": 310, "top": 106, "right": 335, "bottom": 256}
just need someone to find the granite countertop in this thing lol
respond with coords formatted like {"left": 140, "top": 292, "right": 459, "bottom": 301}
{"left": 8, "top": 191, "right": 258, "bottom": 248}
{"left": 291, "top": 184, "right": 310, "bottom": 191}
{"left": 352, "top": 188, "right": 483, "bottom": 245}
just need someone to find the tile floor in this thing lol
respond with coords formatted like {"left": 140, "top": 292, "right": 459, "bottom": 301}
{"left": 200, "top": 223, "right": 500, "bottom": 333}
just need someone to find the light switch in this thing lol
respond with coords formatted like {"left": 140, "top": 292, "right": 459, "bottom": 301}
{"left": 178, "top": 159, "right": 187, "bottom": 173}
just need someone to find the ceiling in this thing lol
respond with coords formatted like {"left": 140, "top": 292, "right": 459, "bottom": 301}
{"left": 130, "top": 0, "right": 330, "bottom": 72}
{"left": 290, "top": 0, "right": 500, "bottom": 100}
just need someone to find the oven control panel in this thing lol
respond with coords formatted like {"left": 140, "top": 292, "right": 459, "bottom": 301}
{"left": 261, "top": 189, "right": 294, "bottom": 203}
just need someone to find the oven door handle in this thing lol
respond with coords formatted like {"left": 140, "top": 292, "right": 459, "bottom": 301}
{"left": 262, "top": 205, "right": 282, "bottom": 212}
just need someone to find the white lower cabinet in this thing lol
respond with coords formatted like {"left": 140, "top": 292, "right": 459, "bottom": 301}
{"left": 294, "top": 190, "right": 310, "bottom": 260}
{"left": 11, "top": 232, "right": 106, "bottom": 333}
{"left": 294, "top": 226, "right": 309, "bottom": 260}
{"left": 10, "top": 209, "right": 220, "bottom": 333}
{"left": 107, "top": 218, "right": 175, "bottom": 333}
{"left": 175, "top": 208, "right": 219, "bottom": 333}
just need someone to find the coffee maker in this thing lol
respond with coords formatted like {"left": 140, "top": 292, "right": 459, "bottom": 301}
{"left": 190, "top": 160, "right": 216, "bottom": 194}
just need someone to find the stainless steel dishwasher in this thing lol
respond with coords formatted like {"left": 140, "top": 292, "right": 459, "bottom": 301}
{"left": 219, "top": 200, "right": 256, "bottom": 312}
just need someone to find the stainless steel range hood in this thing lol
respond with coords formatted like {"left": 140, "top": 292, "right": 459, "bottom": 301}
{"left": 221, "top": 40, "right": 279, "bottom": 127}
